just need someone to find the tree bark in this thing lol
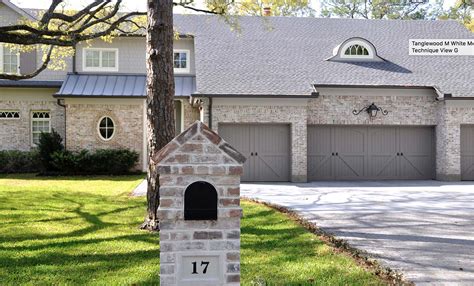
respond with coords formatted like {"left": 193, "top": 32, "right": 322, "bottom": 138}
{"left": 142, "top": 0, "right": 176, "bottom": 231}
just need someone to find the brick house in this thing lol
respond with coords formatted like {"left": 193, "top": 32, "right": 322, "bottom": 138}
{"left": 1, "top": 0, "right": 473, "bottom": 182}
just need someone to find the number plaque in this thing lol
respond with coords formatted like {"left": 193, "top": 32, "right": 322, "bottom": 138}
{"left": 177, "top": 254, "right": 223, "bottom": 285}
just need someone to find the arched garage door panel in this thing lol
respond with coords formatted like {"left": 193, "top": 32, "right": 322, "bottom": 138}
{"left": 308, "top": 126, "right": 434, "bottom": 180}
{"left": 219, "top": 124, "right": 290, "bottom": 182}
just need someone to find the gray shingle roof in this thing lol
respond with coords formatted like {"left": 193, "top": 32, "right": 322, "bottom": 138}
{"left": 173, "top": 15, "right": 473, "bottom": 97}
{"left": 0, "top": 80, "right": 62, "bottom": 88}
{"left": 55, "top": 73, "right": 196, "bottom": 97}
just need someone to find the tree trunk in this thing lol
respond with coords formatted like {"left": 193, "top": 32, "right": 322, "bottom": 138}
{"left": 142, "top": 0, "right": 175, "bottom": 231}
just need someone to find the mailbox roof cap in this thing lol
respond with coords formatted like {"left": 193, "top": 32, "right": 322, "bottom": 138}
{"left": 153, "top": 121, "right": 246, "bottom": 165}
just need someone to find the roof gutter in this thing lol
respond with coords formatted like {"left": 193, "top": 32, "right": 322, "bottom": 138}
{"left": 313, "top": 84, "right": 438, "bottom": 90}
{"left": 193, "top": 93, "right": 318, "bottom": 98}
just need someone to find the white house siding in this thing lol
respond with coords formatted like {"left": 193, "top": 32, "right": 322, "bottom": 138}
{"left": 32, "top": 54, "right": 72, "bottom": 81}
{"left": 0, "top": 88, "right": 65, "bottom": 151}
{"left": 0, "top": 3, "right": 21, "bottom": 26}
{"left": 75, "top": 38, "right": 196, "bottom": 75}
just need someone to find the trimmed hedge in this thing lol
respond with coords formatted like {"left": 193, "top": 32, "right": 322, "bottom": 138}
{"left": 0, "top": 150, "right": 41, "bottom": 173}
{"left": 51, "top": 149, "right": 139, "bottom": 175}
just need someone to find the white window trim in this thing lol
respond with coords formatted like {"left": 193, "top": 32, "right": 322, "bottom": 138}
{"left": 173, "top": 49, "right": 190, "bottom": 74}
{"left": 31, "top": 111, "right": 51, "bottom": 146}
{"left": 340, "top": 40, "right": 374, "bottom": 59}
{"left": 97, "top": 116, "right": 116, "bottom": 141}
{"left": 83, "top": 48, "right": 119, "bottom": 72}
{"left": 175, "top": 99, "right": 185, "bottom": 133}
{"left": 0, "top": 44, "right": 20, "bottom": 75}
{"left": 0, "top": 110, "right": 21, "bottom": 120}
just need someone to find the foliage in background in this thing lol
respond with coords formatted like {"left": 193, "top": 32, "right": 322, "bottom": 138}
{"left": 438, "top": 0, "right": 473, "bottom": 31}
{"left": 0, "top": 150, "right": 40, "bottom": 173}
{"left": 37, "top": 129, "right": 64, "bottom": 172}
{"left": 320, "top": 0, "right": 473, "bottom": 30}
{"left": 321, "top": 0, "right": 441, "bottom": 19}
{"left": 51, "top": 149, "right": 139, "bottom": 175}
{"left": 236, "top": 0, "right": 315, "bottom": 16}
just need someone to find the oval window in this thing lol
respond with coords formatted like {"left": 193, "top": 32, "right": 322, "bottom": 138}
{"left": 98, "top": 116, "right": 115, "bottom": 141}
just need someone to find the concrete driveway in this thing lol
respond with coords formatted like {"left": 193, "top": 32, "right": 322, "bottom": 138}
{"left": 241, "top": 181, "right": 474, "bottom": 285}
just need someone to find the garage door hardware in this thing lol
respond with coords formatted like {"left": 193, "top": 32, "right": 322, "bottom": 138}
{"left": 397, "top": 153, "right": 404, "bottom": 156}
{"left": 352, "top": 103, "right": 389, "bottom": 118}
{"left": 250, "top": 152, "right": 258, "bottom": 156}
{"left": 331, "top": 153, "right": 339, "bottom": 156}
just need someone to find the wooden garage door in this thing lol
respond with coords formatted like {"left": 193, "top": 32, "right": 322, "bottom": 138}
{"left": 219, "top": 124, "right": 290, "bottom": 182}
{"left": 308, "top": 126, "right": 435, "bottom": 180}
{"left": 461, "top": 126, "right": 474, "bottom": 180}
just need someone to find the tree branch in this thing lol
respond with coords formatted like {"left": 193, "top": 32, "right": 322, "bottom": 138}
{"left": 0, "top": 46, "right": 54, "bottom": 80}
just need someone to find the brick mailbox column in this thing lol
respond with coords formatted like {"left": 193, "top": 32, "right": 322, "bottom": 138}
{"left": 154, "top": 121, "right": 246, "bottom": 286}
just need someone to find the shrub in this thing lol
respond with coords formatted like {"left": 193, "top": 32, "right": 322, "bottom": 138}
{"left": 0, "top": 150, "right": 41, "bottom": 173}
{"left": 89, "top": 149, "right": 139, "bottom": 175}
{"left": 51, "top": 149, "right": 139, "bottom": 175}
{"left": 50, "top": 150, "right": 91, "bottom": 175}
{"left": 37, "top": 129, "right": 64, "bottom": 172}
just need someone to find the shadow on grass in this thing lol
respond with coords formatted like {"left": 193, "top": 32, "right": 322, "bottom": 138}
{"left": 0, "top": 179, "right": 160, "bottom": 285}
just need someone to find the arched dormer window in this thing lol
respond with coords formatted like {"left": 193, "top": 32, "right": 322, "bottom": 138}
{"left": 344, "top": 44, "right": 369, "bottom": 56}
{"left": 328, "top": 37, "right": 384, "bottom": 62}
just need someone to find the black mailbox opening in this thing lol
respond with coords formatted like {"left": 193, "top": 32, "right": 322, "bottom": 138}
{"left": 184, "top": 181, "right": 218, "bottom": 220}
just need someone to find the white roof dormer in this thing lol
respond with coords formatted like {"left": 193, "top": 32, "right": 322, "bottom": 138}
{"left": 329, "top": 37, "right": 385, "bottom": 62}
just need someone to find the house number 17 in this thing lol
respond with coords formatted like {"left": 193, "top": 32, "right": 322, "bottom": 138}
{"left": 191, "top": 261, "right": 210, "bottom": 274}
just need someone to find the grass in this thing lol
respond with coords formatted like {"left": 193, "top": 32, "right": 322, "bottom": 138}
{"left": 0, "top": 174, "right": 384, "bottom": 285}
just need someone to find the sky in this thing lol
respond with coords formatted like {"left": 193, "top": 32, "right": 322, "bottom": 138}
{"left": 12, "top": 0, "right": 459, "bottom": 13}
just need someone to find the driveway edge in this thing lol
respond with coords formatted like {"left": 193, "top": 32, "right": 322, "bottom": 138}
{"left": 243, "top": 197, "right": 414, "bottom": 286}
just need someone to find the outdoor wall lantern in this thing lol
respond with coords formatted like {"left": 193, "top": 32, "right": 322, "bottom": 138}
{"left": 352, "top": 103, "right": 389, "bottom": 118}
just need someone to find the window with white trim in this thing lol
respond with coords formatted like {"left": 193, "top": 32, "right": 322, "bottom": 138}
{"left": 83, "top": 48, "right": 118, "bottom": 72}
{"left": 0, "top": 110, "right": 20, "bottom": 119}
{"left": 98, "top": 116, "right": 115, "bottom": 141}
{"left": 173, "top": 50, "right": 190, "bottom": 73}
{"left": 31, "top": 111, "right": 51, "bottom": 145}
{"left": 0, "top": 44, "right": 20, "bottom": 74}
{"left": 344, "top": 44, "right": 369, "bottom": 56}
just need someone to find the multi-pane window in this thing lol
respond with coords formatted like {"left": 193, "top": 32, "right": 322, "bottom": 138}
{"left": 101, "top": 51, "right": 116, "bottom": 68}
{"left": 173, "top": 50, "right": 190, "bottom": 73}
{"left": 98, "top": 116, "right": 115, "bottom": 141}
{"left": 344, "top": 44, "right": 370, "bottom": 56}
{"left": 31, "top": 111, "right": 51, "bottom": 145}
{"left": 83, "top": 48, "right": 118, "bottom": 71}
{"left": 0, "top": 111, "right": 20, "bottom": 119}
{"left": 0, "top": 44, "right": 19, "bottom": 74}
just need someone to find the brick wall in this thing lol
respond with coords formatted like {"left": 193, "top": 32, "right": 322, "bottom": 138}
{"left": 65, "top": 99, "right": 144, "bottom": 168}
{"left": 0, "top": 88, "right": 65, "bottom": 151}
{"left": 308, "top": 94, "right": 437, "bottom": 125}
{"left": 182, "top": 99, "right": 200, "bottom": 129}
{"left": 156, "top": 121, "right": 244, "bottom": 285}
{"left": 436, "top": 102, "right": 474, "bottom": 180}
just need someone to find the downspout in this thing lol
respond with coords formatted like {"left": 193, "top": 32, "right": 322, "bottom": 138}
{"left": 56, "top": 98, "right": 67, "bottom": 149}
{"left": 72, "top": 44, "right": 77, "bottom": 74}
{"left": 208, "top": 97, "right": 213, "bottom": 129}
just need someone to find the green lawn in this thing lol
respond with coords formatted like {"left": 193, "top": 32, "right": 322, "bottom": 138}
{"left": 0, "top": 174, "right": 384, "bottom": 285}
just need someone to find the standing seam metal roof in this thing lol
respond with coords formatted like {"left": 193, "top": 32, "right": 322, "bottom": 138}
{"left": 55, "top": 73, "right": 196, "bottom": 97}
